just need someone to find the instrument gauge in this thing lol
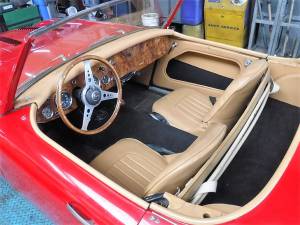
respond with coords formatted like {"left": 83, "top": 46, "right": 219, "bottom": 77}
{"left": 102, "top": 75, "right": 111, "bottom": 85}
{"left": 56, "top": 92, "right": 73, "bottom": 109}
{"left": 42, "top": 105, "right": 54, "bottom": 120}
{"left": 93, "top": 76, "right": 100, "bottom": 86}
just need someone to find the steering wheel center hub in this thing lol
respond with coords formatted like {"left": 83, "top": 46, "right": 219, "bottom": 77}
{"left": 84, "top": 86, "right": 102, "bottom": 105}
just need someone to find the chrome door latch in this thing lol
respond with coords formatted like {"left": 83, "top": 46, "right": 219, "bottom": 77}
{"left": 168, "top": 42, "right": 178, "bottom": 54}
{"left": 67, "top": 203, "right": 94, "bottom": 225}
{"left": 244, "top": 59, "right": 253, "bottom": 67}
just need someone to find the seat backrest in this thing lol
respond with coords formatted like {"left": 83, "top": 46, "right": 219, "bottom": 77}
{"left": 145, "top": 122, "right": 227, "bottom": 195}
{"left": 203, "top": 60, "right": 268, "bottom": 127}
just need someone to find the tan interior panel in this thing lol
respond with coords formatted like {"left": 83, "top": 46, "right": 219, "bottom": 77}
{"left": 163, "top": 193, "right": 241, "bottom": 218}
{"left": 271, "top": 74, "right": 300, "bottom": 107}
{"left": 152, "top": 38, "right": 260, "bottom": 97}
{"left": 268, "top": 57, "right": 300, "bottom": 107}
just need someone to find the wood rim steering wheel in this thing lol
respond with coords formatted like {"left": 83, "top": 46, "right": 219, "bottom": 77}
{"left": 57, "top": 55, "right": 122, "bottom": 135}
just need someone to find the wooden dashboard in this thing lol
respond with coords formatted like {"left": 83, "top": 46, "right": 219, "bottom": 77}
{"left": 109, "top": 36, "right": 171, "bottom": 76}
{"left": 36, "top": 36, "right": 172, "bottom": 123}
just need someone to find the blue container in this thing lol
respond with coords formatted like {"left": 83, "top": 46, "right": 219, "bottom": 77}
{"left": 114, "top": 2, "right": 129, "bottom": 16}
{"left": 181, "top": 0, "right": 204, "bottom": 25}
{"left": 33, "top": 0, "right": 50, "bottom": 20}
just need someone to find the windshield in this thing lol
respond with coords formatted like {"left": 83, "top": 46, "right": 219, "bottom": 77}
{"left": 18, "top": 0, "right": 180, "bottom": 91}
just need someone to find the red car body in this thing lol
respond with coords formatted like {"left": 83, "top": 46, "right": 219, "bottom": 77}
{"left": 0, "top": 15, "right": 299, "bottom": 225}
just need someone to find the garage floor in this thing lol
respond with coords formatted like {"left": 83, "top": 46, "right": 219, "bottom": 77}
{"left": 0, "top": 177, "right": 54, "bottom": 225}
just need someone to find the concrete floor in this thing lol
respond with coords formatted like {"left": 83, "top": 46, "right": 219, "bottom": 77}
{"left": 0, "top": 177, "right": 54, "bottom": 225}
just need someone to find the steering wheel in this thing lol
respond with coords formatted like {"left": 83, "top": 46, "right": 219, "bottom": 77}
{"left": 57, "top": 55, "right": 122, "bottom": 135}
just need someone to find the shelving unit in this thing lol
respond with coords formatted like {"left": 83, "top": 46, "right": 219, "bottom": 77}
{"left": 248, "top": 0, "right": 300, "bottom": 58}
{"left": 273, "top": 0, "right": 300, "bottom": 57}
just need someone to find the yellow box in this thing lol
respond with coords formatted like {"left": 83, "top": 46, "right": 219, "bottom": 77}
{"left": 183, "top": 24, "right": 205, "bottom": 39}
{"left": 204, "top": 0, "right": 250, "bottom": 48}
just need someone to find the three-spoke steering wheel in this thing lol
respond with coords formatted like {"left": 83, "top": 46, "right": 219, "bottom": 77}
{"left": 57, "top": 55, "right": 122, "bottom": 135}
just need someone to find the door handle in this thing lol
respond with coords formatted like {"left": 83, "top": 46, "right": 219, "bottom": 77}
{"left": 67, "top": 203, "right": 94, "bottom": 225}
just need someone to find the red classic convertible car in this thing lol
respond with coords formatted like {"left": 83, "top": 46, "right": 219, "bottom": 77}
{"left": 0, "top": 0, "right": 299, "bottom": 224}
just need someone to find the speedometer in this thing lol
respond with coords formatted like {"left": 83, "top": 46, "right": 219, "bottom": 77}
{"left": 56, "top": 92, "right": 73, "bottom": 109}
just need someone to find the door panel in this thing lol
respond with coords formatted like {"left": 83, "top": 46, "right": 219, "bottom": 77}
{"left": 172, "top": 52, "right": 241, "bottom": 79}
{"left": 167, "top": 59, "right": 233, "bottom": 90}
{"left": 153, "top": 38, "right": 260, "bottom": 97}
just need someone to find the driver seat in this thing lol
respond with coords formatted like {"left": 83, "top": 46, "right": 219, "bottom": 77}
{"left": 90, "top": 122, "right": 226, "bottom": 197}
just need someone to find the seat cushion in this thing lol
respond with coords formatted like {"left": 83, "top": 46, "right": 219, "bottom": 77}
{"left": 90, "top": 138, "right": 168, "bottom": 197}
{"left": 152, "top": 88, "right": 213, "bottom": 136}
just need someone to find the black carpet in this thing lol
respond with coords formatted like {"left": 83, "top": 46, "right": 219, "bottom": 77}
{"left": 202, "top": 99, "right": 300, "bottom": 206}
{"left": 40, "top": 83, "right": 196, "bottom": 163}
{"left": 122, "top": 82, "right": 163, "bottom": 114}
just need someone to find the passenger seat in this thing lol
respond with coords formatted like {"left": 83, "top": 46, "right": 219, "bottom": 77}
{"left": 152, "top": 59, "right": 268, "bottom": 136}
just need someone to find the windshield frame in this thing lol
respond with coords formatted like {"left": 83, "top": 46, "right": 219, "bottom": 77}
{"left": 16, "top": 0, "right": 182, "bottom": 98}
{"left": 16, "top": 28, "right": 144, "bottom": 98}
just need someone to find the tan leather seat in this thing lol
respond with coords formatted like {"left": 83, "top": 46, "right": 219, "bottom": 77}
{"left": 90, "top": 123, "right": 227, "bottom": 197}
{"left": 153, "top": 59, "right": 268, "bottom": 135}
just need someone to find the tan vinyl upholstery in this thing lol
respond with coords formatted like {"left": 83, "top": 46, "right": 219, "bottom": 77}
{"left": 153, "top": 59, "right": 268, "bottom": 135}
{"left": 204, "top": 204, "right": 241, "bottom": 214}
{"left": 152, "top": 88, "right": 214, "bottom": 135}
{"left": 90, "top": 123, "right": 227, "bottom": 197}
{"left": 163, "top": 192, "right": 241, "bottom": 217}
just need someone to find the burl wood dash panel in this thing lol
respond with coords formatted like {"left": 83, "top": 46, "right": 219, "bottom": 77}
{"left": 110, "top": 36, "right": 171, "bottom": 77}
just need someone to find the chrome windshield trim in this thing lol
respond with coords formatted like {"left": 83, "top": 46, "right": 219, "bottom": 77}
{"left": 16, "top": 28, "right": 145, "bottom": 98}
{"left": 26, "top": 0, "right": 130, "bottom": 40}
